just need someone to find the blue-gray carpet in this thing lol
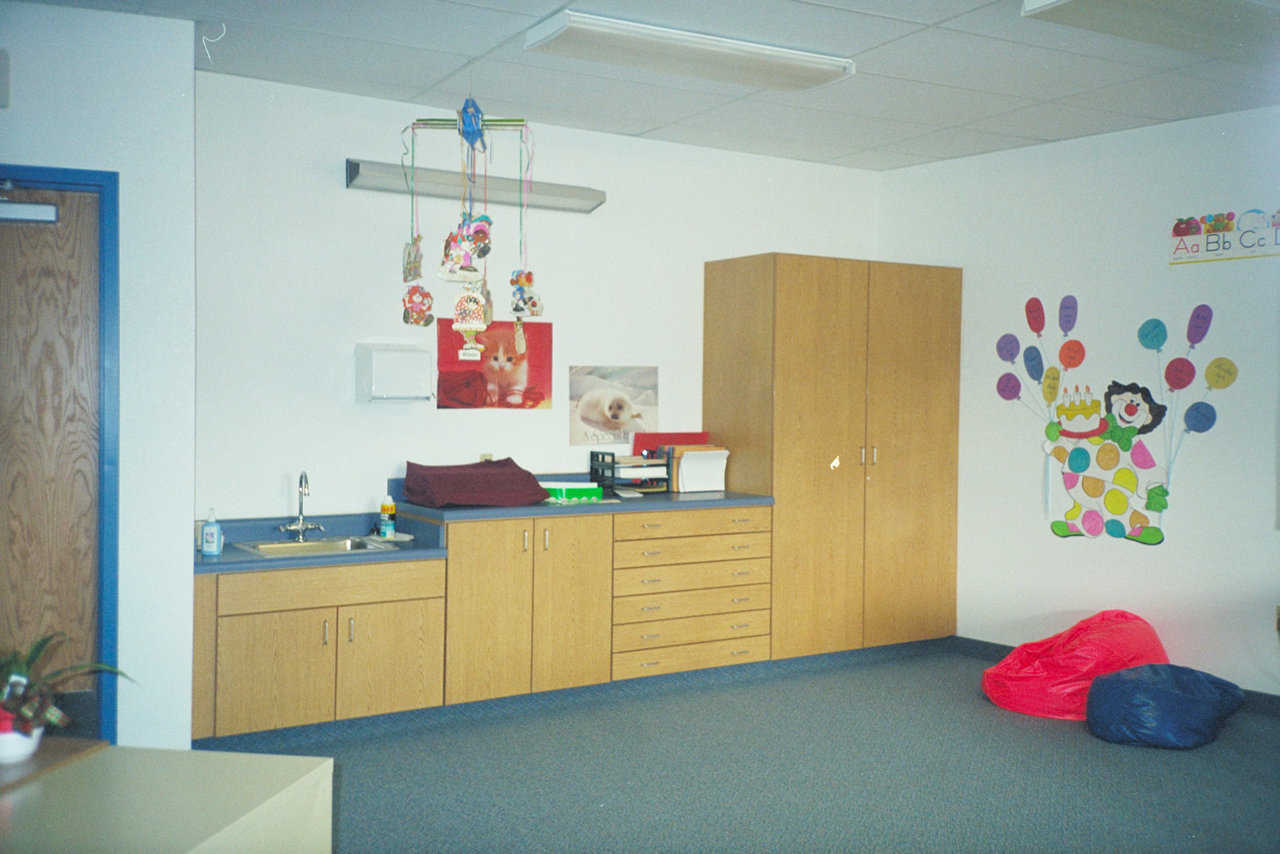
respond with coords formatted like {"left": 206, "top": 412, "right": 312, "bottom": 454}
{"left": 196, "top": 639, "right": 1280, "bottom": 853}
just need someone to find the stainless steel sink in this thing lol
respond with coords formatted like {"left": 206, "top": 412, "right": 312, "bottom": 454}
{"left": 231, "top": 536, "right": 398, "bottom": 557}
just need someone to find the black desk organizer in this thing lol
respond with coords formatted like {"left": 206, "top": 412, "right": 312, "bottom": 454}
{"left": 589, "top": 450, "right": 672, "bottom": 496}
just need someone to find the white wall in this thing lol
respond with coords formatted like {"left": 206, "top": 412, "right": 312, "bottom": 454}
{"left": 0, "top": 3, "right": 196, "bottom": 746}
{"left": 195, "top": 73, "right": 882, "bottom": 518}
{"left": 880, "top": 108, "right": 1280, "bottom": 694}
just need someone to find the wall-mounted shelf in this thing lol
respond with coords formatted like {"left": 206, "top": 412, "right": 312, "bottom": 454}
{"left": 345, "top": 159, "right": 606, "bottom": 214}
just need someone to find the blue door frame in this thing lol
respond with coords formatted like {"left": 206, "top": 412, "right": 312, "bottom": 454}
{"left": 2, "top": 163, "right": 120, "bottom": 743}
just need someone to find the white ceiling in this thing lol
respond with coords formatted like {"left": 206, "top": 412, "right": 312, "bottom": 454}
{"left": 29, "top": 0, "right": 1280, "bottom": 170}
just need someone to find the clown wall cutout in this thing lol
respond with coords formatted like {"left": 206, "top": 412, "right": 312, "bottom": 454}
{"left": 996, "top": 297, "right": 1238, "bottom": 545}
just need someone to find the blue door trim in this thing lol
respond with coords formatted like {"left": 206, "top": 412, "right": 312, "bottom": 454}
{"left": 1, "top": 163, "right": 121, "bottom": 744}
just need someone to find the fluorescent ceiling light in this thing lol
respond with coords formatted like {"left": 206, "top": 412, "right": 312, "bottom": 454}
{"left": 345, "top": 159, "right": 606, "bottom": 214}
{"left": 0, "top": 200, "right": 57, "bottom": 223}
{"left": 1022, "top": 0, "right": 1280, "bottom": 65}
{"left": 524, "top": 10, "right": 854, "bottom": 90}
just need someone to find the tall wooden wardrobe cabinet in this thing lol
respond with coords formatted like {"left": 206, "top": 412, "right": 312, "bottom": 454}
{"left": 703, "top": 253, "right": 960, "bottom": 659}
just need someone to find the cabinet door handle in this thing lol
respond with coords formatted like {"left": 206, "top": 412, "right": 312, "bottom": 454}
{"left": 523, "top": 530, "right": 530, "bottom": 551}
{"left": 641, "top": 578, "right": 662, "bottom": 585}
{"left": 642, "top": 550, "right": 661, "bottom": 557}
{"left": 544, "top": 528, "right": 550, "bottom": 551}
{"left": 860, "top": 446, "right": 866, "bottom": 465}
{"left": 872, "top": 446, "right": 879, "bottom": 465}
{"left": 322, "top": 619, "right": 329, "bottom": 646}
{"left": 348, "top": 617, "right": 355, "bottom": 643}
{"left": 641, "top": 522, "right": 662, "bottom": 529}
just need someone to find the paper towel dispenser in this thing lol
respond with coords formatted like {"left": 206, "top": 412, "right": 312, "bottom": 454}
{"left": 355, "top": 342, "right": 434, "bottom": 401}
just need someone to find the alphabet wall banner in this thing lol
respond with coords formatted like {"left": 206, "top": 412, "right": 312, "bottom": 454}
{"left": 1169, "top": 207, "right": 1280, "bottom": 265}
{"left": 994, "top": 297, "right": 1239, "bottom": 546}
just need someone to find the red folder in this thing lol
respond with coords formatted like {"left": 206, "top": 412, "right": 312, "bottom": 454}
{"left": 632, "top": 431, "right": 709, "bottom": 456}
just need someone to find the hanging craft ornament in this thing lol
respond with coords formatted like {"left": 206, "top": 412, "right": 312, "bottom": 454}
{"left": 438, "top": 212, "right": 491, "bottom": 282}
{"left": 399, "top": 124, "right": 432, "bottom": 325}
{"left": 510, "top": 123, "right": 544, "bottom": 318}
{"left": 453, "top": 281, "right": 488, "bottom": 360}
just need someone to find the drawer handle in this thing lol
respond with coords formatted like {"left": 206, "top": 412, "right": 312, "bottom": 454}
{"left": 730, "top": 545, "right": 751, "bottom": 551}
{"left": 642, "top": 550, "right": 662, "bottom": 557}
{"left": 641, "top": 633, "right": 661, "bottom": 640}
{"left": 731, "top": 517, "right": 752, "bottom": 523}
{"left": 731, "top": 597, "right": 751, "bottom": 603}
{"left": 730, "top": 623, "right": 750, "bottom": 630}
{"left": 641, "top": 578, "right": 663, "bottom": 585}
{"left": 641, "top": 605, "right": 662, "bottom": 612}
{"left": 731, "top": 570, "right": 751, "bottom": 576}
{"left": 640, "top": 661, "right": 661, "bottom": 668}
{"left": 730, "top": 649, "right": 751, "bottom": 657}
{"left": 641, "top": 523, "right": 662, "bottom": 529}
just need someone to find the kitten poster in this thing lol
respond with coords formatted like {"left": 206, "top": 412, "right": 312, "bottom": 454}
{"left": 569, "top": 366, "right": 657, "bottom": 445}
{"left": 436, "top": 319, "right": 552, "bottom": 409}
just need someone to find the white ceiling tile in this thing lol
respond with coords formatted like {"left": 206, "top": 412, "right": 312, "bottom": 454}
{"left": 660, "top": 97, "right": 933, "bottom": 150}
{"left": 194, "top": 22, "right": 469, "bottom": 99}
{"left": 883, "top": 126, "right": 1041, "bottom": 158}
{"left": 762, "top": 72, "right": 1035, "bottom": 125}
{"left": 801, "top": 0, "right": 997, "bottom": 26}
{"left": 1061, "top": 73, "right": 1280, "bottom": 120}
{"left": 212, "top": 0, "right": 535, "bottom": 53}
{"left": 831, "top": 148, "right": 937, "bottom": 169}
{"left": 641, "top": 123, "right": 859, "bottom": 162}
{"left": 423, "top": 59, "right": 739, "bottom": 135}
{"left": 853, "top": 28, "right": 1150, "bottom": 99}
{"left": 942, "top": 0, "right": 1208, "bottom": 69}
{"left": 967, "top": 102, "right": 1157, "bottom": 140}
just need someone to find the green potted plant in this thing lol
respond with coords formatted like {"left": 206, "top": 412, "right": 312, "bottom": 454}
{"left": 1, "top": 632, "right": 128, "bottom": 764}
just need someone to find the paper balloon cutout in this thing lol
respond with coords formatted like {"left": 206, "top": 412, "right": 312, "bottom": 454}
{"left": 1137, "top": 318, "right": 1167, "bottom": 351}
{"left": 1023, "top": 346, "right": 1044, "bottom": 382}
{"left": 1204, "top": 356, "right": 1238, "bottom": 390}
{"left": 1041, "top": 365, "right": 1061, "bottom": 405}
{"left": 1025, "top": 298, "right": 1045, "bottom": 336}
{"left": 1165, "top": 356, "right": 1196, "bottom": 390}
{"left": 1184, "top": 401, "right": 1216, "bottom": 433}
{"left": 997, "top": 372, "right": 1022, "bottom": 401}
{"left": 1058, "top": 339, "right": 1085, "bottom": 369}
{"left": 1186, "top": 304, "right": 1213, "bottom": 347}
{"left": 1058, "top": 295, "right": 1078, "bottom": 336}
{"left": 996, "top": 333, "right": 1020, "bottom": 363}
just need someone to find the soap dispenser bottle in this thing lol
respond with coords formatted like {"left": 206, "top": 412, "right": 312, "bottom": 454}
{"left": 200, "top": 509, "right": 224, "bottom": 556}
{"left": 379, "top": 495, "right": 396, "bottom": 538}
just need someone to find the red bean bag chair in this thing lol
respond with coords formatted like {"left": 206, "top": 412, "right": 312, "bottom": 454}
{"left": 982, "top": 610, "right": 1169, "bottom": 720}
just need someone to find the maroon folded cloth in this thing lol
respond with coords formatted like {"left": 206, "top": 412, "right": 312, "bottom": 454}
{"left": 404, "top": 458, "right": 549, "bottom": 508}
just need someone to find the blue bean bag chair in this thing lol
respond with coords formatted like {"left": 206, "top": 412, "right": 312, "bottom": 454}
{"left": 1086, "top": 663, "right": 1244, "bottom": 749}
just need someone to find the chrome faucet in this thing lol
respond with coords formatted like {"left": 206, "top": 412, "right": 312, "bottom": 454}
{"left": 279, "top": 470, "right": 324, "bottom": 542}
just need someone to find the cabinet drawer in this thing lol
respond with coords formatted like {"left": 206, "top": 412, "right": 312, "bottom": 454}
{"left": 613, "top": 609, "right": 770, "bottom": 652}
{"left": 613, "top": 558, "right": 771, "bottom": 596}
{"left": 613, "top": 635, "right": 770, "bottom": 680}
{"left": 614, "top": 506, "right": 771, "bottom": 540}
{"left": 613, "top": 532, "right": 770, "bottom": 569}
{"left": 613, "top": 583, "right": 770, "bottom": 624}
{"left": 218, "top": 559, "right": 446, "bottom": 615}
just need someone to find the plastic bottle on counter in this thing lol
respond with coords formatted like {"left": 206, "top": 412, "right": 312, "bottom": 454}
{"left": 379, "top": 495, "right": 396, "bottom": 538}
{"left": 200, "top": 509, "right": 224, "bottom": 556}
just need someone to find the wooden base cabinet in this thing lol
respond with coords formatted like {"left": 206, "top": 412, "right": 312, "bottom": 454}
{"left": 444, "top": 515, "right": 612, "bottom": 705}
{"left": 196, "top": 560, "right": 445, "bottom": 738}
{"left": 611, "top": 507, "right": 772, "bottom": 679}
{"left": 704, "top": 253, "right": 959, "bottom": 659}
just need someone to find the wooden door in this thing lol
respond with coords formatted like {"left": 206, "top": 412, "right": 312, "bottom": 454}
{"left": 769, "top": 255, "right": 868, "bottom": 658}
{"left": 531, "top": 515, "right": 612, "bottom": 693}
{"left": 444, "top": 518, "right": 533, "bottom": 704}
{"left": 336, "top": 598, "right": 444, "bottom": 720}
{"left": 863, "top": 263, "right": 961, "bottom": 646}
{"left": 215, "top": 607, "right": 336, "bottom": 736}
{"left": 0, "top": 188, "right": 100, "bottom": 688}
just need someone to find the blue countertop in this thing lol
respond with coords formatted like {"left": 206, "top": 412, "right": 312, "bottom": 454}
{"left": 195, "top": 490, "right": 771, "bottom": 575}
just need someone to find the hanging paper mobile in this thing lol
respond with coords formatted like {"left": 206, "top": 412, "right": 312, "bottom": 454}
{"left": 509, "top": 123, "right": 544, "bottom": 320}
